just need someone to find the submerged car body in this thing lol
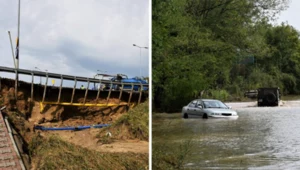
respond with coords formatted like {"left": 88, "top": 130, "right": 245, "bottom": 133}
{"left": 182, "top": 99, "right": 238, "bottom": 119}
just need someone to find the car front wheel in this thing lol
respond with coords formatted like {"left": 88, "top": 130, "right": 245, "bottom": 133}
{"left": 183, "top": 113, "right": 188, "bottom": 119}
{"left": 203, "top": 113, "right": 208, "bottom": 119}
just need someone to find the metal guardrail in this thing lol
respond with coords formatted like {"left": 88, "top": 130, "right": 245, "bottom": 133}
{"left": 0, "top": 66, "right": 148, "bottom": 111}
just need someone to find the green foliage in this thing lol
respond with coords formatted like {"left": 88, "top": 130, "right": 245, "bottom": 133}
{"left": 153, "top": 0, "right": 296, "bottom": 112}
{"left": 209, "top": 89, "right": 230, "bottom": 101}
{"left": 281, "top": 73, "right": 297, "bottom": 94}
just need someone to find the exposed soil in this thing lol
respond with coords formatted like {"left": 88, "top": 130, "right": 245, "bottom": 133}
{"left": 0, "top": 78, "right": 149, "bottom": 169}
{"left": 30, "top": 101, "right": 149, "bottom": 154}
{"left": 40, "top": 129, "right": 148, "bottom": 153}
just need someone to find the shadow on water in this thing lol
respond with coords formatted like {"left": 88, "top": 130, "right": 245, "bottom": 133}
{"left": 153, "top": 104, "right": 300, "bottom": 169}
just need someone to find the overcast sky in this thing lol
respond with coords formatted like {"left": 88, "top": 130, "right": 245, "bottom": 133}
{"left": 0, "top": 0, "right": 149, "bottom": 85}
{"left": 276, "top": 0, "right": 300, "bottom": 30}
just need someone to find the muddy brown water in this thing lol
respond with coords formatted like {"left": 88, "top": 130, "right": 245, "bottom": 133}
{"left": 153, "top": 100, "right": 300, "bottom": 169}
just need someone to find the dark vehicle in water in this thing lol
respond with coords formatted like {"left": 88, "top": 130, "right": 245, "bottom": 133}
{"left": 257, "top": 87, "right": 280, "bottom": 106}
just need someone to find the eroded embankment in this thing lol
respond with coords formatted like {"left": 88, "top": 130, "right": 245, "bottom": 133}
{"left": 0, "top": 78, "right": 149, "bottom": 169}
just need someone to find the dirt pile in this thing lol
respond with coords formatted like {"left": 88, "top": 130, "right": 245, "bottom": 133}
{"left": 0, "top": 86, "right": 33, "bottom": 141}
{"left": 1, "top": 86, "right": 30, "bottom": 116}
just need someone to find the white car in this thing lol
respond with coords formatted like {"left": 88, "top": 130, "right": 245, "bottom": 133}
{"left": 182, "top": 99, "right": 238, "bottom": 119}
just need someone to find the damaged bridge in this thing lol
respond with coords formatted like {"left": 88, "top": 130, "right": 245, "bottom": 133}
{"left": 0, "top": 66, "right": 149, "bottom": 170}
{"left": 0, "top": 66, "right": 149, "bottom": 113}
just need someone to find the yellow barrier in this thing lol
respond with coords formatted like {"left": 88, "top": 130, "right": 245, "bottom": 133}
{"left": 39, "top": 102, "right": 134, "bottom": 112}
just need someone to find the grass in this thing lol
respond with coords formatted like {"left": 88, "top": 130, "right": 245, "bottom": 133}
{"left": 98, "top": 100, "right": 149, "bottom": 141}
{"left": 152, "top": 139, "right": 194, "bottom": 170}
{"left": 152, "top": 114, "right": 194, "bottom": 170}
{"left": 113, "top": 100, "right": 149, "bottom": 140}
{"left": 29, "top": 135, "right": 148, "bottom": 170}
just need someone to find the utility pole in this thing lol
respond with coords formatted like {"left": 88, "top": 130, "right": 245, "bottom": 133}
{"left": 15, "top": 0, "right": 21, "bottom": 99}
{"left": 133, "top": 44, "right": 148, "bottom": 77}
{"left": 17, "top": 0, "right": 20, "bottom": 70}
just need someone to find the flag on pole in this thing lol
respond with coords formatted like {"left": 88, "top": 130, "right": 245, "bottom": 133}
{"left": 15, "top": 37, "right": 19, "bottom": 60}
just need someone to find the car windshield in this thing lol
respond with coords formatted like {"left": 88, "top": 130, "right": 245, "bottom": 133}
{"left": 203, "top": 100, "right": 228, "bottom": 109}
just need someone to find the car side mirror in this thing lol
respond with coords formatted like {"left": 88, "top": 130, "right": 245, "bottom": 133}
{"left": 227, "top": 106, "right": 232, "bottom": 109}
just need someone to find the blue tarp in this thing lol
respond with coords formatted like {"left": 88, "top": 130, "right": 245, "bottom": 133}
{"left": 34, "top": 124, "right": 110, "bottom": 131}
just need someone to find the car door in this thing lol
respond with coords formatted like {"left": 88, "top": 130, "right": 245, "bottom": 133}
{"left": 186, "top": 100, "right": 197, "bottom": 115}
{"left": 193, "top": 100, "right": 204, "bottom": 117}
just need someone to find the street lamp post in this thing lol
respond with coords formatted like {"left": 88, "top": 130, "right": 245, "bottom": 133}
{"left": 133, "top": 44, "right": 148, "bottom": 77}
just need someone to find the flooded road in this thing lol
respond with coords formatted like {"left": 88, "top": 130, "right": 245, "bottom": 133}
{"left": 153, "top": 100, "right": 300, "bottom": 169}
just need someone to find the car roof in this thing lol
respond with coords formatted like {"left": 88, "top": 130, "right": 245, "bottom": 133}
{"left": 194, "top": 99, "right": 220, "bottom": 102}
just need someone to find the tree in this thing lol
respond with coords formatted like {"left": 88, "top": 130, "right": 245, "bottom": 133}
{"left": 152, "top": 0, "right": 292, "bottom": 112}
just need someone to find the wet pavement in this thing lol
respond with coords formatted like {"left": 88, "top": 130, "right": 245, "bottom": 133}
{"left": 153, "top": 100, "right": 300, "bottom": 169}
